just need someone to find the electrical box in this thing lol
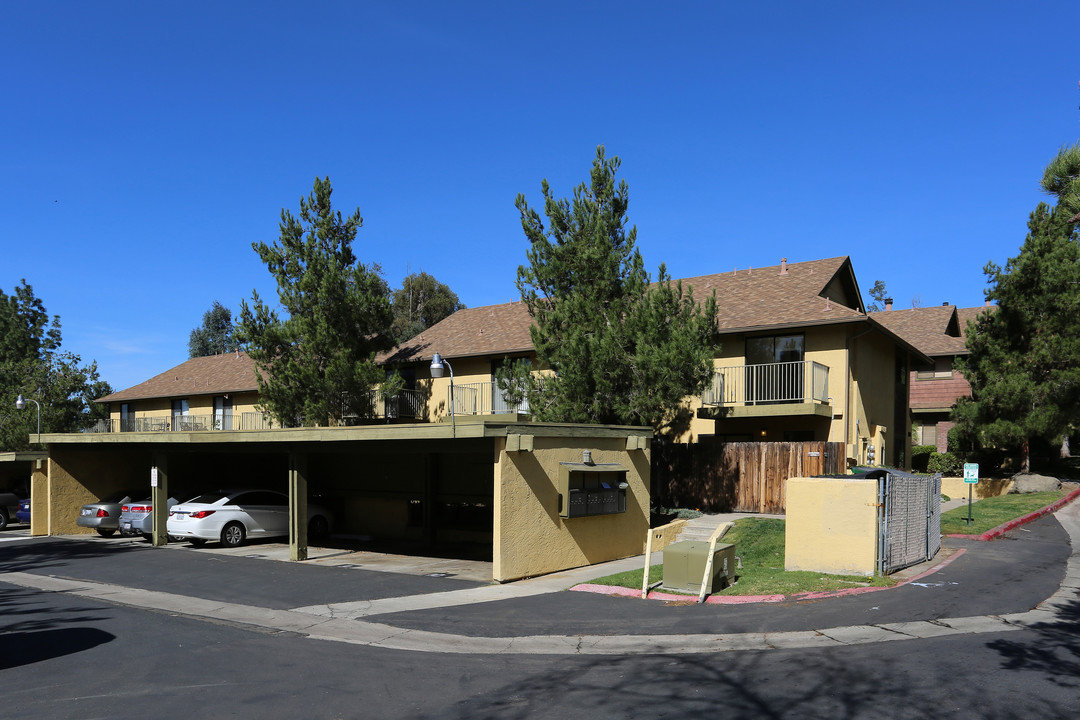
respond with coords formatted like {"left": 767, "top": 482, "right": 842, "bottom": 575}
{"left": 662, "top": 540, "right": 736, "bottom": 594}
{"left": 557, "top": 461, "right": 628, "bottom": 519}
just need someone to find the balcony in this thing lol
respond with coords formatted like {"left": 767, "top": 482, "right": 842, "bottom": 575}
{"left": 699, "top": 361, "right": 831, "bottom": 419}
{"left": 88, "top": 412, "right": 277, "bottom": 433}
{"left": 379, "top": 389, "right": 426, "bottom": 420}
{"left": 449, "top": 381, "right": 530, "bottom": 416}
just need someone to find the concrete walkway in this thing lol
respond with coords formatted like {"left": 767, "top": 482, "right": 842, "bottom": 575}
{"left": 2, "top": 499, "right": 1077, "bottom": 656}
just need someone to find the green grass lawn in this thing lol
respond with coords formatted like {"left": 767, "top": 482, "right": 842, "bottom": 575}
{"left": 589, "top": 517, "right": 896, "bottom": 597}
{"left": 940, "top": 490, "right": 1068, "bottom": 535}
{"left": 590, "top": 490, "right": 1073, "bottom": 597}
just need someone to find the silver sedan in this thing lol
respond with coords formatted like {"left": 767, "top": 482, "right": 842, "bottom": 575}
{"left": 76, "top": 491, "right": 136, "bottom": 536}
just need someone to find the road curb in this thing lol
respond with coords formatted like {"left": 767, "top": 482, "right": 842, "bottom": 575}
{"left": 570, "top": 547, "right": 968, "bottom": 605}
{"left": 946, "top": 486, "right": 1080, "bottom": 541}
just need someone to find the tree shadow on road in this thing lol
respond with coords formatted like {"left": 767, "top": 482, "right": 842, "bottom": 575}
{"left": 987, "top": 594, "right": 1080, "bottom": 689}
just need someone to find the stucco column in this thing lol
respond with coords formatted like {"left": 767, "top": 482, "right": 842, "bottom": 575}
{"left": 151, "top": 453, "right": 168, "bottom": 546}
{"left": 29, "top": 458, "right": 47, "bottom": 536}
{"left": 289, "top": 452, "right": 308, "bottom": 561}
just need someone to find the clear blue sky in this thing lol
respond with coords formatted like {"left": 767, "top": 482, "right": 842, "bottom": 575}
{"left": 2, "top": 1, "right": 1078, "bottom": 393}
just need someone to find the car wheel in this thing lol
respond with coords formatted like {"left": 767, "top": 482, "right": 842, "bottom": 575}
{"left": 0, "top": 510, "right": 8, "bottom": 531}
{"left": 96, "top": 528, "right": 116, "bottom": 537}
{"left": 309, "top": 515, "right": 329, "bottom": 540}
{"left": 188, "top": 538, "right": 207, "bottom": 547}
{"left": 220, "top": 522, "right": 246, "bottom": 548}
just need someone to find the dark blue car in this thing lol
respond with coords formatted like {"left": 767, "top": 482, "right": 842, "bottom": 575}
{"left": 16, "top": 498, "right": 31, "bottom": 524}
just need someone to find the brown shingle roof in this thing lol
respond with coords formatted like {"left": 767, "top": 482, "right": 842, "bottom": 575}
{"left": 678, "top": 256, "right": 866, "bottom": 332}
{"left": 97, "top": 352, "right": 260, "bottom": 403}
{"left": 378, "top": 301, "right": 535, "bottom": 364}
{"left": 870, "top": 305, "right": 971, "bottom": 357}
{"left": 380, "top": 257, "right": 869, "bottom": 364}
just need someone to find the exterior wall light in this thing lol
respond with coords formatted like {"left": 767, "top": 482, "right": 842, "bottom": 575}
{"left": 429, "top": 352, "right": 455, "bottom": 435}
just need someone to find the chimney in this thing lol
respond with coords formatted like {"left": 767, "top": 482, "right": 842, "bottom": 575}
{"left": 942, "top": 301, "right": 949, "bottom": 306}
{"left": 884, "top": 298, "right": 893, "bottom": 311}
{"left": 779, "top": 258, "right": 788, "bottom": 276}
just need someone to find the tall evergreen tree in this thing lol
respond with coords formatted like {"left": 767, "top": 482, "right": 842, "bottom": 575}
{"left": 953, "top": 202, "right": 1080, "bottom": 471}
{"left": 188, "top": 301, "right": 236, "bottom": 357}
{"left": 0, "top": 280, "right": 112, "bottom": 450}
{"left": 237, "top": 178, "right": 394, "bottom": 427}
{"left": 1041, "top": 141, "right": 1080, "bottom": 220}
{"left": 866, "top": 280, "right": 889, "bottom": 312}
{"left": 504, "top": 146, "right": 719, "bottom": 428}
{"left": 390, "top": 272, "right": 465, "bottom": 344}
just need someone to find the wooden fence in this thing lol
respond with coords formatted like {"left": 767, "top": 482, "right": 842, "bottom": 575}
{"left": 651, "top": 441, "right": 845, "bottom": 514}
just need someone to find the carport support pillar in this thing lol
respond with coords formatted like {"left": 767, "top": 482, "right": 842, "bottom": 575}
{"left": 289, "top": 452, "right": 308, "bottom": 561}
{"left": 151, "top": 454, "right": 168, "bottom": 547}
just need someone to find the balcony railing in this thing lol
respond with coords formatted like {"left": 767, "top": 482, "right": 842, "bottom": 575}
{"left": 449, "top": 381, "right": 531, "bottom": 416}
{"left": 701, "top": 361, "right": 829, "bottom": 407}
{"left": 380, "top": 389, "right": 426, "bottom": 420}
{"left": 89, "top": 411, "right": 277, "bottom": 433}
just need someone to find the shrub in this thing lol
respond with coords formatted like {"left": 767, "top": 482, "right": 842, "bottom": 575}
{"left": 928, "top": 451, "right": 963, "bottom": 476}
{"left": 911, "top": 444, "right": 936, "bottom": 473}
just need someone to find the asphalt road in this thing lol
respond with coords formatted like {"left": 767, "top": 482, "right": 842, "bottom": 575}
{"left": 1, "top": 508, "right": 1077, "bottom": 720}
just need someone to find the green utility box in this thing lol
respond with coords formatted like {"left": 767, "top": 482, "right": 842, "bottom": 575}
{"left": 662, "top": 540, "right": 736, "bottom": 593}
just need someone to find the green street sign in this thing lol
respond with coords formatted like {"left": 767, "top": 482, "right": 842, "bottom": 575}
{"left": 963, "top": 463, "right": 979, "bottom": 484}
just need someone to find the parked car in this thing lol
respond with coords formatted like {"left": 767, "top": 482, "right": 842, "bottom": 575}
{"left": 119, "top": 497, "right": 179, "bottom": 539}
{"left": 76, "top": 491, "right": 136, "bottom": 536}
{"left": 167, "top": 489, "right": 333, "bottom": 548}
{"left": 16, "top": 498, "right": 31, "bottom": 524}
{"left": 0, "top": 491, "right": 18, "bottom": 530}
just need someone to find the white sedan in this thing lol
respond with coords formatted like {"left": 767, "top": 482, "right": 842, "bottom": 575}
{"left": 167, "top": 489, "right": 332, "bottom": 548}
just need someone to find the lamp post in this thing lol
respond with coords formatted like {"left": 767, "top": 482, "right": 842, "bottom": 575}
{"left": 15, "top": 394, "right": 41, "bottom": 445}
{"left": 429, "top": 352, "right": 455, "bottom": 436}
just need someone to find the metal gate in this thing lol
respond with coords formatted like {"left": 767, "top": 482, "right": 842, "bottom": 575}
{"left": 878, "top": 471, "right": 942, "bottom": 575}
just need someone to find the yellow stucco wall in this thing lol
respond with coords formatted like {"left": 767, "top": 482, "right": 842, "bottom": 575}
{"left": 941, "top": 476, "right": 1013, "bottom": 499}
{"left": 109, "top": 391, "right": 263, "bottom": 427}
{"left": 47, "top": 446, "right": 152, "bottom": 535}
{"left": 29, "top": 461, "right": 47, "bottom": 536}
{"left": 785, "top": 476, "right": 879, "bottom": 577}
{"left": 493, "top": 435, "right": 650, "bottom": 582}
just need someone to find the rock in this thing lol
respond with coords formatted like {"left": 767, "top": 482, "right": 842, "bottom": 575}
{"left": 1008, "top": 473, "right": 1062, "bottom": 494}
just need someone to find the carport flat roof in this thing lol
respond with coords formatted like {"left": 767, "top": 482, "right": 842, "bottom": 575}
{"left": 36, "top": 418, "right": 653, "bottom": 445}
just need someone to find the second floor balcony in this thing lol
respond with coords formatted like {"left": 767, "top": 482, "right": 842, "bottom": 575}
{"left": 700, "top": 361, "right": 831, "bottom": 417}
{"left": 449, "top": 381, "right": 531, "bottom": 416}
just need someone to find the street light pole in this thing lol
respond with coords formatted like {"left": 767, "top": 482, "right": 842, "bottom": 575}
{"left": 15, "top": 394, "right": 41, "bottom": 445}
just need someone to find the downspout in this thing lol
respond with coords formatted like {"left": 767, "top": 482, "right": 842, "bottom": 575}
{"left": 845, "top": 323, "right": 876, "bottom": 467}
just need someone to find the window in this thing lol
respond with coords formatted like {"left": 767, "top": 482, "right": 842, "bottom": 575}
{"left": 916, "top": 358, "right": 954, "bottom": 380}
{"left": 120, "top": 402, "right": 135, "bottom": 432}
{"left": 171, "top": 399, "right": 189, "bottom": 430}
{"left": 745, "top": 334, "right": 805, "bottom": 403}
{"left": 213, "top": 396, "right": 233, "bottom": 430}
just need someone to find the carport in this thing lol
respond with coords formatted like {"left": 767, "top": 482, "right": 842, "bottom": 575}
{"left": 32, "top": 419, "right": 651, "bottom": 582}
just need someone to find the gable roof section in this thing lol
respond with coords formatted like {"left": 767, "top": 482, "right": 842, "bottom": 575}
{"left": 381, "top": 257, "right": 870, "bottom": 364}
{"left": 379, "top": 301, "right": 535, "bottom": 364}
{"left": 97, "top": 352, "right": 260, "bottom": 403}
{"left": 678, "top": 256, "right": 866, "bottom": 333}
{"left": 869, "top": 304, "right": 998, "bottom": 358}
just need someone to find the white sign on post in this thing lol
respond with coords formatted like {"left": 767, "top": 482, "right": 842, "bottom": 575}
{"left": 151, "top": 467, "right": 159, "bottom": 488}
{"left": 963, "top": 463, "right": 979, "bottom": 484}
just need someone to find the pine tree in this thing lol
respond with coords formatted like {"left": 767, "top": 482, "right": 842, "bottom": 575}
{"left": 188, "top": 301, "right": 236, "bottom": 357}
{"left": 0, "top": 280, "right": 111, "bottom": 449}
{"left": 954, "top": 202, "right": 1080, "bottom": 471}
{"left": 238, "top": 178, "right": 394, "bottom": 427}
{"left": 390, "top": 272, "right": 465, "bottom": 344}
{"left": 1041, "top": 141, "right": 1080, "bottom": 221}
{"left": 505, "top": 146, "right": 719, "bottom": 428}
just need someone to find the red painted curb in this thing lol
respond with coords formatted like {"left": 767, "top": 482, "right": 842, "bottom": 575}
{"left": 946, "top": 486, "right": 1080, "bottom": 541}
{"left": 569, "top": 547, "right": 968, "bottom": 605}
